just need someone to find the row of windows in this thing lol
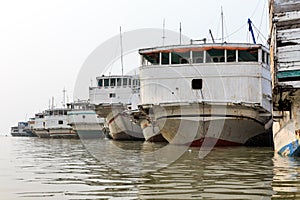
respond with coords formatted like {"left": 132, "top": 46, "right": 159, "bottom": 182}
{"left": 142, "top": 49, "right": 270, "bottom": 66}
{"left": 45, "top": 110, "right": 68, "bottom": 116}
{"left": 42, "top": 120, "right": 64, "bottom": 126}
{"left": 97, "top": 78, "right": 140, "bottom": 88}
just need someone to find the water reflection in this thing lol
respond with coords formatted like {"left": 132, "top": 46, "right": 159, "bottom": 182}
{"left": 272, "top": 155, "right": 300, "bottom": 199}
{"left": 2, "top": 136, "right": 300, "bottom": 199}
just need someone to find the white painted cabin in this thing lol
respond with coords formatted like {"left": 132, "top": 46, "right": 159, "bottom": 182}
{"left": 139, "top": 43, "right": 272, "bottom": 113}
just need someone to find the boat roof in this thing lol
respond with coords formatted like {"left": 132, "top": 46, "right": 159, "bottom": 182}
{"left": 44, "top": 108, "right": 70, "bottom": 112}
{"left": 95, "top": 74, "right": 139, "bottom": 79}
{"left": 139, "top": 43, "right": 269, "bottom": 54}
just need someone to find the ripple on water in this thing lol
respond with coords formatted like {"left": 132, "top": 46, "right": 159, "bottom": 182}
{"left": 1, "top": 136, "right": 300, "bottom": 199}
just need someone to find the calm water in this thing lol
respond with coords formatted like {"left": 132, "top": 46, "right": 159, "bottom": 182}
{"left": 1, "top": 136, "right": 300, "bottom": 200}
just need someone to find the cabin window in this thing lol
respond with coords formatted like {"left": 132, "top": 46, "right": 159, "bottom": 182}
{"left": 109, "top": 93, "right": 116, "bottom": 98}
{"left": 206, "top": 49, "right": 225, "bottom": 63}
{"left": 58, "top": 120, "right": 63, "bottom": 125}
{"left": 192, "top": 51, "right": 204, "bottom": 63}
{"left": 238, "top": 49, "right": 258, "bottom": 62}
{"left": 192, "top": 79, "right": 203, "bottom": 89}
{"left": 171, "top": 51, "right": 189, "bottom": 64}
{"left": 123, "top": 78, "right": 127, "bottom": 86}
{"left": 161, "top": 52, "right": 169, "bottom": 65}
{"left": 110, "top": 78, "right": 116, "bottom": 87}
{"left": 143, "top": 53, "right": 159, "bottom": 65}
{"left": 128, "top": 78, "right": 131, "bottom": 86}
{"left": 104, "top": 79, "right": 109, "bottom": 87}
{"left": 98, "top": 79, "right": 103, "bottom": 87}
{"left": 117, "top": 78, "right": 121, "bottom": 86}
{"left": 267, "top": 53, "right": 270, "bottom": 65}
{"left": 227, "top": 50, "right": 236, "bottom": 62}
{"left": 262, "top": 51, "right": 266, "bottom": 63}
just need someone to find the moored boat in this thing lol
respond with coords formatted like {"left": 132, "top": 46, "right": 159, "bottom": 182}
{"left": 90, "top": 75, "right": 144, "bottom": 140}
{"left": 11, "top": 121, "right": 36, "bottom": 137}
{"left": 33, "top": 108, "right": 77, "bottom": 138}
{"left": 45, "top": 108, "right": 77, "bottom": 138}
{"left": 137, "top": 42, "right": 272, "bottom": 146}
{"left": 269, "top": 0, "right": 300, "bottom": 156}
{"left": 67, "top": 100, "right": 106, "bottom": 139}
{"left": 32, "top": 112, "right": 48, "bottom": 138}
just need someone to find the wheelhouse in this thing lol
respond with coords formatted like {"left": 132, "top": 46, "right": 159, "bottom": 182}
{"left": 95, "top": 75, "right": 140, "bottom": 89}
{"left": 140, "top": 43, "right": 270, "bottom": 66}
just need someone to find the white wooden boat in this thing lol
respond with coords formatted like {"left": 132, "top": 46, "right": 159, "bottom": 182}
{"left": 89, "top": 75, "right": 144, "bottom": 140}
{"left": 33, "top": 108, "right": 77, "bottom": 138}
{"left": 138, "top": 43, "right": 272, "bottom": 146}
{"left": 67, "top": 100, "right": 106, "bottom": 139}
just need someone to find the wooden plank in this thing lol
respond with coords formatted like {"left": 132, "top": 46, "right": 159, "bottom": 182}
{"left": 278, "top": 45, "right": 300, "bottom": 53}
{"left": 274, "top": 1, "right": 300, "bottom": 13}
{"left": 276, "top": 18, "right": 300, "bottom": 30}
{"left": 277, "top": 51, "right": 300, "bottom": 63}
{"left": 277, "top": 70, "right": 300, "bottom": 77}
{"left": 277, "top": 62, "right": 300, "bottom": 70}
{"left": 274, "top": 10, "right": 300, "bottom": 22}
{"left": 277, "top": 28, "right": 300, "bottom": 43}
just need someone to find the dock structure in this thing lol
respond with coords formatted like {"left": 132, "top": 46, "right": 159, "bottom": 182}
{"left": 269, "top": 0, "right": 300, "bottom": 156}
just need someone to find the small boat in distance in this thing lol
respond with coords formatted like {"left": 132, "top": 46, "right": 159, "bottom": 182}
{"left": 137, "top": 42, "right": 272, "bottom": 146}
{"left": 11, "top": 121, "right": 36, "bottom": 137}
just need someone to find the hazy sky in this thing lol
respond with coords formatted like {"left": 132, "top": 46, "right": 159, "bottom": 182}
{"left": 0, "top": 0, "right": 268, "bottom": 134}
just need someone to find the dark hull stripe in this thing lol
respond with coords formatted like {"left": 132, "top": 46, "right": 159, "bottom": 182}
{"left": 156, "top": 114, "right": 266, "bottom": 126}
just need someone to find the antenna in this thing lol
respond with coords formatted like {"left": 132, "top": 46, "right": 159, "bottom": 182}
{"left": 162, "top": 19, "right": 166, "bottom": 46}
{"left": 209, "top": 29, "right": 215, "bottom": 43}
{"left": 179, "top": 22, "right": 182, "bottom": 45}
{"left": 221, "top": 6, "right": 224, "bottom": 43}
{"left": 120, "top": 26, "right": 124, "bottom": 76}
{"left": 62, "top": 88, "right": 66, "bottom": 108}
{"left": 52, "top": 96, "right": 54, "bottom": 110}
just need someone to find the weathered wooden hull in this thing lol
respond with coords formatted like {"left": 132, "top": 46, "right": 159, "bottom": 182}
{"left": 140, "top": 119, "right": 167, "bottom": 142}
{"left": 33, "top": 129, "right": 50, "bottom": 138}
{"left": 273, "top": 92, "right": 300, "bottom": 156}
{"left": 48, "top": 128, "right": 78, "bottom": 138}
{"left": 270, "top": 0, "right": 300, "bottom": 156}
{"left": 153, "top": 104, "right": 271, "bottom": 146}
{"left": 106, "top": 111, "right": 144, "bottom": 141}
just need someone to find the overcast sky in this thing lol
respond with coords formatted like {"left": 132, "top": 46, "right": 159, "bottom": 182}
{"left": 0, "top": 0, "right": 268, "bottom": 134}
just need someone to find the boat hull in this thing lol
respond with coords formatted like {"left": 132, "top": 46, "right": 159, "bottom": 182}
{"left": 48, "top": 128, "right": 78, "bottom": 138}
{"left": 33, "top": 129, "right": 50, "bottom": 138}
{"left": 140, "top": 119, "right": 167, "bottom": 142}
{"left": 273, "top": 94, "right": 300, "bottom": 156}
{"left": 152, "top": 103, "right": 271, "bottom": 146}
{"left": 107, "top": 111, "right": 144, "bottom": 141}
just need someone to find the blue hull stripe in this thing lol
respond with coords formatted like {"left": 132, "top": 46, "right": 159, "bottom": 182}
{"left": 278, "top": 140, "right": 300, "bottom": 157}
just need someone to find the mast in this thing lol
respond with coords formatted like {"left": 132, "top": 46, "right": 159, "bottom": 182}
{"left": 247, "top": 18, "right": 256, "bottom": 44}
{"left": 62, "top": 88, "right": 66, "bottom": 108}
{"left": 179, "top": 22, "right": 182, "bottom": 45}
{"left": 162, "top": 19, "right": 166, "bottom": 46}
{"left": 120, "top": 26, "right": 124, "bottom": 76}
{"left": 209, "top": 29, "right": 215, "bottom": 43}
{"left": 221, "top": 6, "right": 224, "bottom": 43}
{"left": 52, "top": 96, "right": 54, "bottom": 110}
